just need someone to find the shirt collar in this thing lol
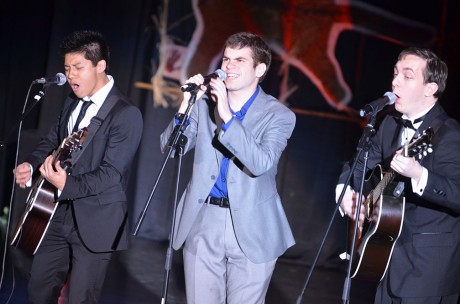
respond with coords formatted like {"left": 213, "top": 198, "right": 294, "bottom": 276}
{"left": 82, "top": 75, "right": 114, "bottom": 107}
{"left": 401, "top": 103, "right": 435, "bottom": 124}
{"left": 230, "top": 86, "right": 260, "bottom": 120}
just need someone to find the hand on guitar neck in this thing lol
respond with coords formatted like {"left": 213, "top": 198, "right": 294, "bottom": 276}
{"left": 390, "top": 148, "right": 424, "bottom": 184}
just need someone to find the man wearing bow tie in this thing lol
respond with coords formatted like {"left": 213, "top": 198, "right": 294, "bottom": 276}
{"left": 337, "top": 47, "right": 460, "bottom": 303}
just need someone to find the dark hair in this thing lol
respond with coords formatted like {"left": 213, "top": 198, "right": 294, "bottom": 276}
{"left": 59, "top": 30, "right": 110, "bottom": 72}
{"left": 398, "top": 47, "right": 448, "bottom": 99}
{"left": 224, "top": 32, "right": 272, "bottom": 82}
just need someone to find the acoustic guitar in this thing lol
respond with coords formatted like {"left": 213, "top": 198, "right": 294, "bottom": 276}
{"left": 348, "top": 128, "right": 433, "bottom": 281}
{"left": 11, "top": 128, "right": 87, "bottom": 255}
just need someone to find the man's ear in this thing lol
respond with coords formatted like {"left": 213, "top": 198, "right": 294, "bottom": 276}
{"left": 96, "top": 60, "right": 107, "bottom": 73}
{"left": 424, "top": 82, "right": 438, "bottom": 97}
{"left": 255, "top": 63, "right": 267, "bottom": 78}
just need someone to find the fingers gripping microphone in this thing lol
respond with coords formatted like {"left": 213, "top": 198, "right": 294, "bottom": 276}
{"left": 180, "top": 69, "right": 227, "bottom": 92}
{"left": 359, "top": 92, "right": 397, "bottom": 117}
{"left": 33, "top": 73, "right": 67, "bottom": 86}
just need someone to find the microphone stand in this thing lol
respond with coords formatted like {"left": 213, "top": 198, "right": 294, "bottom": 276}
{"left": 341, "top": 114, "right": 376, "bottom": 304}
{"left": 0, "top": 83, "right": 49, "bottom": 293}
{"left": 132, "top": 89, "right": 198, "bottom": 304}
{"left": 295, "top": 114, "right": 377, "bottom": 304}
{"left": 0, "top": 85, "right": 49, "bottom": 151}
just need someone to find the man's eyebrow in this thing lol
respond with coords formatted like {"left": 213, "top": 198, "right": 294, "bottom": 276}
{"left": 223, "top": 56, "right": 248, "bottom": 60}
{"left": 394, "top": 65, "right": 415, "bottom": 73}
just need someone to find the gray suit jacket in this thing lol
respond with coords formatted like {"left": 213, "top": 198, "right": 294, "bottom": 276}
{"left": 161, "top": 87, "right": 296, "bottom": 263}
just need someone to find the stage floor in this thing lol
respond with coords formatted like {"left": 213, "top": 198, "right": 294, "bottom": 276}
{"left": 1, "top": 236, "right": 377, "bottom": 303}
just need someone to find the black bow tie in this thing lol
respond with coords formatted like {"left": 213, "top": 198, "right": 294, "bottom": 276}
{"left": 395, "top": 115, "right": 425, "bottom": 130}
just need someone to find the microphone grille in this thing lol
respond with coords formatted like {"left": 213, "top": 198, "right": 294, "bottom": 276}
{"left": 56, "top": 73, "right": 67, "bottom": 86}
{"left": 384, "top": 91, "right": 396, "bottom": 105}
{"left": 215, "top": 69, "right": 227, "bottom": 81}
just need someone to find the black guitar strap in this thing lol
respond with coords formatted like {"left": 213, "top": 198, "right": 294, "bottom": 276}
{"left": 67, "top": 96, "right": 120, "bottom": 167}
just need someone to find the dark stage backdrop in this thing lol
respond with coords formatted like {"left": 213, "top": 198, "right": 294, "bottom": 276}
{"left": 1, "top": 0, "right": 460, "bottom": 273}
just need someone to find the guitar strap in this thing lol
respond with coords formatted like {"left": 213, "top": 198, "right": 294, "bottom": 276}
{"left": 67, "top": 96, "right": 120, "bottom": 167}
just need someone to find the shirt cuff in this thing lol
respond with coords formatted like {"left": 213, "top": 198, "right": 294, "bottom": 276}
{"left": 221, "top": 117, "right": 234, "bottom": 131}
{"left": 174, "top": 113, "right": 190, "bottom": 128}
{"left": 26, "top": 164, "right": 33, "bottom": 187}
{"left": 412, "top": 167, "right": 428, "bottom": 196}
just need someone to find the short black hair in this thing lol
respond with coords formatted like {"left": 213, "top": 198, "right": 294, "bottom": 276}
{"left": 59, "top": 30, "right": 110, "bottom": 72}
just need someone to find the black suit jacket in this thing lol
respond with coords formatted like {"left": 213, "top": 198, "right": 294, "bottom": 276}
{"left": 339, "top": 103, "right": 460, "bottom": 297}
{"left": 26, "top": 86, "right": 143, "bottom": 252}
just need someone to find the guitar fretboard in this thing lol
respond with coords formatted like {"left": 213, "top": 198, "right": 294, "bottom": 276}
{"left": 369, "top": 170, "right": 396, "bottom": 207}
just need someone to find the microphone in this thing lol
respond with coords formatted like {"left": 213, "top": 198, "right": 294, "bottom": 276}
{"left": 180, "top": 69, "right": 227, "bottom": 92}
{"left": 33, "top": 73, "right": 67, "bottom": 86}
{"left": 359, "top": 92, "right": 397, "bottom": 117}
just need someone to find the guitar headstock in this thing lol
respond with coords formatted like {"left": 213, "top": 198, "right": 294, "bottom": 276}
{"left": 405, "top": 128, "right": 434, "bottom": 160}
{"left": 56, "top": 127, "right": 89, "bottom": 169}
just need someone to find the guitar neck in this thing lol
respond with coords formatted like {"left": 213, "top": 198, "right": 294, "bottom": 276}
{"left": 370, "top": 169, "right": 397, "bottom": 206}
{"left": 369, "top": 142, "right": 411, "bottom": 205}
{"left": 50, "top": 144, "right": 65, "bottom": 171}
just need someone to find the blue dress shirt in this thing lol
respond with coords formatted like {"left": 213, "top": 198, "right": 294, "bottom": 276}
{"left": 209, "top": 86, "right": 260, "bottom": 198}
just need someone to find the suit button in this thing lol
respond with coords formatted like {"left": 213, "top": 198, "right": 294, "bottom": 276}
{"left": 211, "top": 175, "right": 216, "bottom": 180}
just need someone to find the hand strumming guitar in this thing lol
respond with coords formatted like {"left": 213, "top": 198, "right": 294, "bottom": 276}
{"left": 338, "top": 186, "right": 366, "bottom": 224}
{"left": 14, "top": 162, "right": 32, "bottom": 189}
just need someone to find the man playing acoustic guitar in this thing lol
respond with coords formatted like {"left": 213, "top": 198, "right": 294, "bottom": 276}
{"left": 13, "top": 30, "right": 143, "bottom": 304}
{"left": 337, "top": 47, "right": 460, "bottom": 303}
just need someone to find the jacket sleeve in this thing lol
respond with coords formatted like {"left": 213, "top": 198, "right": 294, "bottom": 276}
{"left": 59, "top": 101, "right": 143, "bottom": 200}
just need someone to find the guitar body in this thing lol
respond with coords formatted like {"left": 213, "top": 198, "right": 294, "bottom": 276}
{"left": 11, "top": 178, "right": 59, "bottom": 255}
{"left": 349, "top": 165, "right": 405, "bottom": 282}
{"left": 10, "top": 128, "right": 88, "bottom": 255}
{"left": 346, "top": 128, "right": 432, "bottom": 282}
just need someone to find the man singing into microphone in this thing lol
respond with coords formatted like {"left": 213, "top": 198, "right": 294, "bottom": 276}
{"left": 160, "top": 32, "right": 296, "bottom": 303}
{"left": 337, "top": 47, "right": 460, "bottom": 303}
{"left": 13, "top": 30, "right": 143, "bottom": 303}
